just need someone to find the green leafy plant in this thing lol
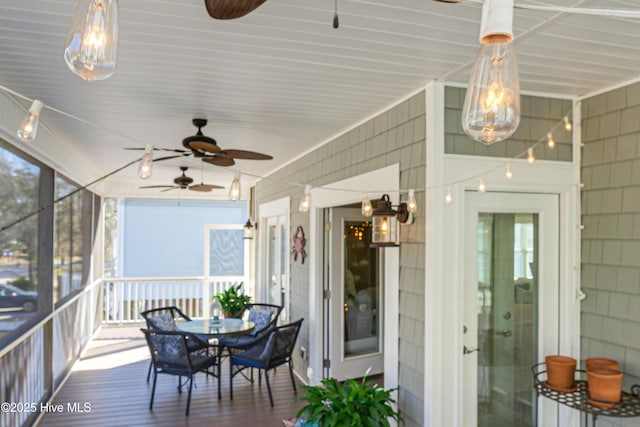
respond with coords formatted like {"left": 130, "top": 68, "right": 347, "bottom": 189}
{"left": 295, "top": 372, "right": 403, "bottom": 427}
{"left": 215, "top": 283, "right": 251, "bottom": 317}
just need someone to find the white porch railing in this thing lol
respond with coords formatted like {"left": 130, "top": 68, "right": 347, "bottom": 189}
{"left": 101, "top": 276, "right": 247, "bottom": 323}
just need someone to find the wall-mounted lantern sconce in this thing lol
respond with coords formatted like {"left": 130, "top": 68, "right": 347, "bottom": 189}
{"left": 370, "top": 194, "right": 411, "bottom": 248}
{"left": 243, "top": 219, "right": 255, "bottom": 240}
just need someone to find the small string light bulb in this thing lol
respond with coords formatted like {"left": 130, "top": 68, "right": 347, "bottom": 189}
{"left": 527, "top": 147, "right": 535, "bottom": 165}
{"left": 299, "top": 185, "right": 311, "bottom": 213}
{"left": 407, "top": 189, "right": 417, "bottom": 213}
{"left": 547, "top": 132, "right": 555, "bottom": 149}
{"left": 445, "top": 186, "right": 453, "bottom": 205}
{"left": 228, "top": 171, "right": 241, "bottom": 201}
{"left": 563, "top": 116, "right": 572, "bottom": 131}
{"left": 505, "top": 165, "right": 513, "bottom": 181}
{"left": 478, "top": 178, "right": 486, "bottom": 193}
{"left": 361, "top": 193, "right": 373, "bottom": 217}
{"left": 17, "top": 100, "right": 44, "bottom": 142}
{"left": 137, "top": 144, "right": 153, "bottom": 179}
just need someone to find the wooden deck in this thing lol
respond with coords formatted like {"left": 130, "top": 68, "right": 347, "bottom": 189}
{"left": 38, "top": 326, "right": 304, "bottom": 427}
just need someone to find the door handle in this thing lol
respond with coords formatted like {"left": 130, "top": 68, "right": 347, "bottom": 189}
{"left": 499, "top": 329, "right": 512, "bottom": 337}
{"left": 463, "top": 345, "right": 480, "bottom": 355}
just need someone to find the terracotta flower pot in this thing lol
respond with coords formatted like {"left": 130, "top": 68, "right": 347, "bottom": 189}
{"left": 585, "top": 357, "right": 618, "bottom": 372}
{"left": 587, "top": 368, "right": 623, "bottom": 408}
{"left": 545, "top": 355, "right": 577, "bottom": 392}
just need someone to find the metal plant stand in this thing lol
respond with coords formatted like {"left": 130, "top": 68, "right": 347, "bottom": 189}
{"left": 532, "top": 363, "right": 640, "bottom": 427}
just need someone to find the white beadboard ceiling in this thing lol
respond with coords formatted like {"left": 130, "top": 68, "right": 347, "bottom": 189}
{"left": 0, "top": 0, "right": 638, "bottom": 199}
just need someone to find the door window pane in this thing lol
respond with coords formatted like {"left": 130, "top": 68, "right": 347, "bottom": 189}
{"left": 343, "top": 221, "right": 379, "bottom": 357}
{"left": 208, "top": 229, "right": 244, "bottom": 276}
{"left": 477, "top": 213, "right": 538, "bottom": 427}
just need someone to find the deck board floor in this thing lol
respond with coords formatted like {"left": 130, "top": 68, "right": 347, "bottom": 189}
{"left": 38, "top": 325, "right": 304, "bottom": 427}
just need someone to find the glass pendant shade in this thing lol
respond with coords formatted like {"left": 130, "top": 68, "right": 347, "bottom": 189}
{"left": 462, "top": 39, "right": 520, "bottom": 145}
{"left": 64, "top": 0, "right": 119, "bottom": 81}
{"left": 137, "top": 144, "right": 153, "bottom": 179}
{"left": 17, "top": 100, "right": 44, "bottom": 142}
{"left": 229, "top": 172, "right": 241, "bottom": 201}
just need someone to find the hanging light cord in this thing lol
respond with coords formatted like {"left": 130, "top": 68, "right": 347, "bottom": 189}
{"left": 333, "top": 0, "right": 340, "bottom": 28}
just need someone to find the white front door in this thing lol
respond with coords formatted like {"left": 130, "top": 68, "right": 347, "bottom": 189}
{"left": 265, "top": 214, "right": 289, "bottom": 323}
{"left": 328, "top": 207, "right": 384, "bottom": 381}
{"left": 463, "top": 192, "right": 559, "bottom": 427}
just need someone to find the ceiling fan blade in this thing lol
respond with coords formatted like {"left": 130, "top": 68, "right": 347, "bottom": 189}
{"left": 203, "top": 156, "right": 235, "bottom": 167}
{"left": 219, "top": 149, "right": 273, "bottom": 160}
{"left": 125, "top": 147, "right": 189, "bottom": 153}
{"left": 205, "top": 0, "right": 268, "bottom": 19}
{"left": 188, "top": 140, "right": 221, "bottom": 154}
{"left": 139, "top": 185, "right": 176, "bottom": 189}
{"left": 154, "top": 154, "right": 188, "bottom": 163}
{"left": 161, "top": 187, "right": 180, "bottom": 192}
{"left": 190, "top": 183, "right": 225, "bottom": 192}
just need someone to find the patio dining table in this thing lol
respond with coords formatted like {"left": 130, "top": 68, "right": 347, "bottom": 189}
{"left": 178, "top": 318, "right": 255, "bottom": 400}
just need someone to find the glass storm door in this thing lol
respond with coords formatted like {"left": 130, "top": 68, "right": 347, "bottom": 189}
{"left": 328, "top": 207, "right": 383, "bottom": 381}
{"left": 265, "top": 215, "right": 288, "bottom": 323}
{"left": 463, "top": 192, "right": 559, "bottom": 427}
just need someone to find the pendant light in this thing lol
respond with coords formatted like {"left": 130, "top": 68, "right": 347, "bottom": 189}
{"left": 64, "top": 0, "right": 119, "bottom": 81}
{"left": 137, "top": 144, "right": 153, "bottom": 179}
{"left": 229, "top": 172, "right": 241, "bottom": 201}
{"left": 462, "top": 0, "right": 519, "bottom": 145}
{"left": 17, "top": 100, "right": 44, "bottom": 142}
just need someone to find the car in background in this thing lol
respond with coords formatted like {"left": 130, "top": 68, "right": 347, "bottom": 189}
{"left": 0, "top": 284, "right": 37, "bottom": 312}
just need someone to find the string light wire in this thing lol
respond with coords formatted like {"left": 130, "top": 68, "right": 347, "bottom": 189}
{"left": 0, "top": 85, "right": 573, "bottom": 203}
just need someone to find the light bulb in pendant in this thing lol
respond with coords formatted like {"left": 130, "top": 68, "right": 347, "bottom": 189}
{"left": 228, "top": 172, "right": 241, "bottom": 201}
{"left": 137, "top": 144, "right": 153, "bottom": 179}
{"left": 478, "top": 178, "right": 486, "bottom": 193}
{"left": 445, "top": 186, "right": 453, "bottom": 205}
{"left": 299, "top": 185, "right": 311, "bottom": 213}
{"left": 547, "top": 132, "right": 555, "bottom": 149}
{"left": 462, "top": 0, "right": 519, "bottom": 145}
{"left": 407, "top": 189, "right": 417, "bottom": 214}
{"left": 563, "top": 116, "right": 572, "bottom": 131}
{"left": 361, "top": 193, "right": 373, "bottom": 217}
{"left": 17, "top": 100, "right": 44, "bottom": 142}
{"left": 64, "top": 0, "right": 119, "bottom": 81}
{"left": 527, "top": 147, "right": 535, "bottom": 165}
{"left": 505, "top": 165, "right": 513, "bottom": 181}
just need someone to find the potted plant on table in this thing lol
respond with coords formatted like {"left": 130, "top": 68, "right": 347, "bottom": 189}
{"left": 215, "top": 283, "right": 251, "bottom": 318}
{"left": 294, "top": 370, "right": 403, "bottom": 427}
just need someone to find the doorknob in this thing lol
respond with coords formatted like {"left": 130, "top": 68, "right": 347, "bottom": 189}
{"left": 499, "top": 329, "right": 512, "bottom": 337}
{"left": 463, "top": 345, "right": 480, "bottom": 355}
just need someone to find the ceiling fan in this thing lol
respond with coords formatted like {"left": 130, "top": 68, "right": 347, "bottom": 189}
{"left": 205, "top": 0, "right": 268, "bottom": 20}
{"left": 126, "top": 118, "right": 273, "bottom": 167}
{"left": 139, "top": 166, "right": 224, "bottom": 192}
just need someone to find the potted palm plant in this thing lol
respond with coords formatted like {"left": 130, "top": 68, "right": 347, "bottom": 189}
{"left": 294, "top": 370, "right": 403, "bottom": 427}
{"left": 216, "top": 283, "right": 251, "bottom": 318}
